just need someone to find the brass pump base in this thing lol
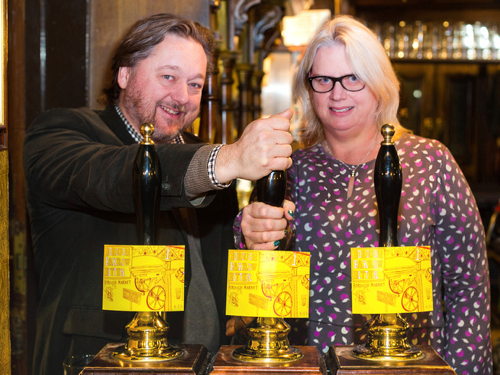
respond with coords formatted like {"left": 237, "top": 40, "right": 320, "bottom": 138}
{"left": 352, "top": 325, "right": 423, "bottom": 361}
{"left": 353, "top": 314, "right": 423, "bottom": 361}
{"left": 232, "top": 317, "right": 303, "bottom": 363}
{"left": 113, "top": 312, "right": 183, "bottom": 362}
{"left": 113, "top": 346, "right": 184, "bottom": 363}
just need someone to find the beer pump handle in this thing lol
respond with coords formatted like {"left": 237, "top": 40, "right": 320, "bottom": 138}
{"left": 374, "top": 124, "right": 402, "bottom": 247}
{"left": 133, "top": 123, "right": 162, "bottom": 245}
{"left": 119, "top": 124, "right": 182, "bottom": 362}
{"left": 255, "top": 170, "right": 290, "bottom": 250}
{"left": 255, "top": 170, "right": 287, "bottom": 207}
{"left": 353, "top": 125, "right": 423, "bottom": 361}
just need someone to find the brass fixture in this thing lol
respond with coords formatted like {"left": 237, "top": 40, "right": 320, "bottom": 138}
{"left": 113, "top": 124, "right": 183, "bottom": 362}
{"left": 353, "top": 313, "right": 422, "bottom": 361}
{"left": 232, "top": 171, "right": 303, "bottom": 363}
{"left": 352, "top": 124, "right": 423, "bottom": 361}
{"left": 113, "top": 312, "right": 183, "bottom": 362}
{"left": 232, "top": 317, "right": 303, "bottom": 362}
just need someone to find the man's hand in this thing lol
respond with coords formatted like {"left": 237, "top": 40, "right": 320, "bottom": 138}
{"left": 215, "top": 109, "right": 293, "bottom": 183}
{"left": 241, "top": 200, "right": 295, "bottom": 250}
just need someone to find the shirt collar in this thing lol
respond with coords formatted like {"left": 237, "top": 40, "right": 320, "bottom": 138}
{"left": 114, "top": 105, "right": 184, "bottom": 144}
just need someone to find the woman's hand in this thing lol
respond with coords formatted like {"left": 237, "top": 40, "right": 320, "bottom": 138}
{"left": 241, "top": 199, "right": 295, "bottom": 250}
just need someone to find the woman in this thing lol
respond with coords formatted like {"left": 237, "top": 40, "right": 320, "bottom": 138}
{"left": 233, "top": 15, "right": 492, "bottom": 374}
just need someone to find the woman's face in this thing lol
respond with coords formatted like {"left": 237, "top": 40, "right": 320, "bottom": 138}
{"left": 309, "top": 43, "right": 378, "bottom": 139}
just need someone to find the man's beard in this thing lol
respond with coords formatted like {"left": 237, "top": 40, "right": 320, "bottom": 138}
{"left": 123, "top": 91, "right": 193, "bottom": 143}
{"left": 151, "top": 128, "right": 185, "bottom": 143}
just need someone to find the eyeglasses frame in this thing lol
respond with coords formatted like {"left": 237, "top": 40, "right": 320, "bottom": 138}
{"left": 307, "top": 74, "right": 366, "bottom": 93}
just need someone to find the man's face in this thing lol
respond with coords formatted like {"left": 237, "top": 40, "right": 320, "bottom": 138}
{"left": 117, "top": 34, "right": 207, "bottom": 142}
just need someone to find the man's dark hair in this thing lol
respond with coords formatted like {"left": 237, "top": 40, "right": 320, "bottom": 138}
{"left": 103, "top": 13, "right": 215, "bottom": 105}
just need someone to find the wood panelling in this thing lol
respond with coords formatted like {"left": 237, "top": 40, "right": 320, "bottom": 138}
{"left": 25, "top": 0, "right": 88, "bottom": 125}
{"left": 0, "top": 150, "right": 11, "bottom": 375}
{"left": 394, "top": 61, "right": 500, "bottom": 185}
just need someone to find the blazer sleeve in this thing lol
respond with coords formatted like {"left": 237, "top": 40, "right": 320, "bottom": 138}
{"left": 24, "top": 108, "right": 207, "bottom": 213}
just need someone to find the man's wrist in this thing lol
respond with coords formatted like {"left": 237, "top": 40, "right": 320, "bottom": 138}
{"left": 213, "top": 142, "right": 239, "bottom": 184}
{"left": 208, "top": 144, "right": 232, "bottom": 188}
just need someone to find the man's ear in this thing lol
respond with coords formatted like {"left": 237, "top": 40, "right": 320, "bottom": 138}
{"left": 117, "top": 66, "right": 130, "bottom": 89}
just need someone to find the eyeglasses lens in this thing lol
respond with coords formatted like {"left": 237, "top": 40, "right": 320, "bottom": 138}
{"left": 309, "top": 75, "right": 365, "bottom": 93}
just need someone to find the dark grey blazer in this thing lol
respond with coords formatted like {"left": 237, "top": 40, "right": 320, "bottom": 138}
{"left": 24, "top": 106, "right": 238, "bottom": 375}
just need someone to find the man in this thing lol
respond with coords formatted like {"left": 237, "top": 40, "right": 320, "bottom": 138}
{"left": 24, "top": 13, "right": 292, "bottom": 375}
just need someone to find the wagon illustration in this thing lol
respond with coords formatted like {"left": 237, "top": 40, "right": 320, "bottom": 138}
{"left": 257, "top": 252, "right": 309, "bottom": 317}
{"left": 130, "top": 246, "right": 184, "bottom": 310}
{"left": 384, "top": 247, "right": 432, "bottom": 312}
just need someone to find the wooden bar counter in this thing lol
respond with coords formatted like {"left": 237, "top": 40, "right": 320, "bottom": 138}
{"left": 326, "top": 345, "right": 456, "bottom": 375}
{"left": 81, "top": 343, "right": 209, "bottom": 375}
{"left": 208, "top": 345, "right": 327, "bottom": 374}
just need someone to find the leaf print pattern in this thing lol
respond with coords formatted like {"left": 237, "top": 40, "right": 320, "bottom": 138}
{"left": 234, "top": 133, "right": 492, "bottom": 375}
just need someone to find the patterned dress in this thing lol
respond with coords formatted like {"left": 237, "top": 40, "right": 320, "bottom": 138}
{"left": 234, "top": 133, "right": 492, "bottom": 374}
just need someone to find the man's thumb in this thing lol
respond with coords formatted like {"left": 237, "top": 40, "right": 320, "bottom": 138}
{"left": 274, "top": 108, "right": 293, "bottom": 120}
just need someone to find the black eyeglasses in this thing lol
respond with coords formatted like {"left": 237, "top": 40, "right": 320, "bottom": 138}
{"left": 307, "top": 74, "right": 366, "bottom": 93}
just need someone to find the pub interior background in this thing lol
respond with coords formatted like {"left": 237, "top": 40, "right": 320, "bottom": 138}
{"left": 0, "top": 0, "right": 499, "bottom": 373}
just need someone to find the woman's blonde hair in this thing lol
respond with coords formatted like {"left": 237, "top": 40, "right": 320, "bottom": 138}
{"left": 292, "top": 15, "right": 407, "bottom": 147}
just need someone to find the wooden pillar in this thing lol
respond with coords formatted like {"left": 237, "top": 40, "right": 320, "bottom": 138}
{"left": 251, "top": 5, "right": 283, "bottom": 119}
{"left": 219, "top": 50, "right": 239, "bottom": 144}
{"left": 1, "top": 0, "right": 11, "bottom": 373}
{"left": 252, "top": 69, "right": 264, "bottom": 120}
{"left": 236, "top": 62, "right": 255, "bottom": 134}
{"left": 199, "top": 48, "right": 221, "bottom": 143}
{"left": 198, "top": 0, "right": 221, "bottom": 143}
{"left": 0, "top": 147, "right": 9, "bottom": 375}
